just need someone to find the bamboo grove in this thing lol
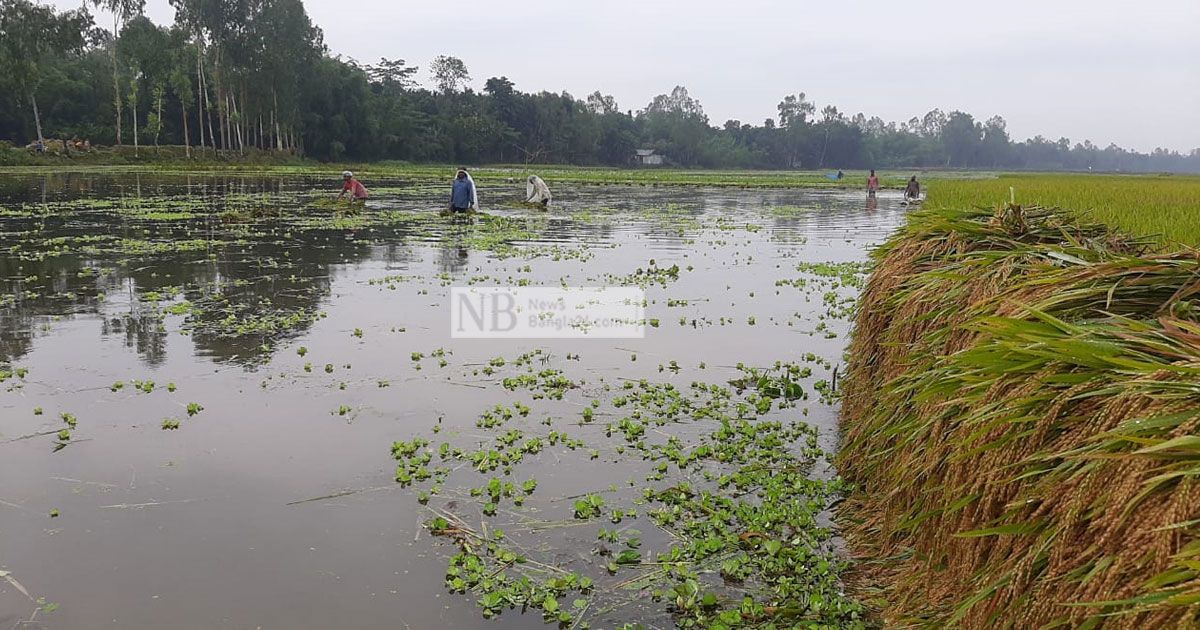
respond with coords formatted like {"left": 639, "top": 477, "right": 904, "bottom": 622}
{"left": 2, "top": 0, "right": 1199, "bottom": 171}
{"left": 839, "top": 203, "right": 1200, "bottom": 627}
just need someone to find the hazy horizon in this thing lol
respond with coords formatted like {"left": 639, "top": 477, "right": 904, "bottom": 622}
{"left": 53, "top": 0, "right": 1200, "bottom": 154}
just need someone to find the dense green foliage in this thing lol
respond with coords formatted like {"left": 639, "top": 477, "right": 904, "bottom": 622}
{"left": 1, "top": 0, "right": 1197, "bottom": 172}
{"left": 926, "top": 174, "right": 1200, "bottom": 246}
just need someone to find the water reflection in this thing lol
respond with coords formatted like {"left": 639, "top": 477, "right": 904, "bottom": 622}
{"left": 0, "top": 171, "right": 912, "bottom": 630}
{"left": 1, "top": 173, "right": 906, "bottom": 367}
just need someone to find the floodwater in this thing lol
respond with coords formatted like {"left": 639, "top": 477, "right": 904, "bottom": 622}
{"left": 0, "top": 171, "right": 907, "bottom": 629}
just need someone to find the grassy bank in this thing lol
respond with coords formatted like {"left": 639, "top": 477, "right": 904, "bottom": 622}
{"left": 926, "top": 173, "right": 1200, "bottom": 247}
{"left": 838, "top": 202, "right": 1200, "bottom": 627}
{"left": 0, "top": 147, "right": 982, "bottom": 189}
{"left": 0, "top": 143, "right": 313, "bottom": 168}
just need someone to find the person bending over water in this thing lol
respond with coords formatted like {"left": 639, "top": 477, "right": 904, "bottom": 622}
{"left": 338, "top": 171, "right": 369, "bottom": 202}
{"left": 449, "top": 169, "right": 478, "bottom": 213}
{"left": 526, "top": 175, "right": 552, "bottom": 207}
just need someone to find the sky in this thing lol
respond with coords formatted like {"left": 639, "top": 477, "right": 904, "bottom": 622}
{"left": 53, "top": 0, "right": 1200, "bottom": 153}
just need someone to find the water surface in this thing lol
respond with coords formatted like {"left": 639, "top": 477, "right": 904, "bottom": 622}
{"left": 0, "top": 171, "right": 906, "bottom": 629}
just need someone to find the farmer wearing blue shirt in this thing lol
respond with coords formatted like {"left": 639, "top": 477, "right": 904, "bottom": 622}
{"left": 449, "top": 168, "right": 478, "bottom": 213}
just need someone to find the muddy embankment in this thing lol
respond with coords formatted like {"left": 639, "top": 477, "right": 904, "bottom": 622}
{"left": 837, "top": 204, "right": 1200, "bottom": 627}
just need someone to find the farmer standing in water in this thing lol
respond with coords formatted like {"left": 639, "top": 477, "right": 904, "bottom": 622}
{"left": 904, "top": 175, "right": 921, "bottom": 201}
{"left": 338, "top": 170, "right": 369, "bottom": 202}
{"left": 866, "top": 169, "right": 880, "bottom": 197}
{"left": 449, "top": 168, "right": 478, "bottom": 213}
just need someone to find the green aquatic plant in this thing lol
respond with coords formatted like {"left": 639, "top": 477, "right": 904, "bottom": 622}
{"left": 573, "top": 494, "right": 606, "bottom": 519}
{"left": 393, "top": 347, "right": 863, "bottom": 628}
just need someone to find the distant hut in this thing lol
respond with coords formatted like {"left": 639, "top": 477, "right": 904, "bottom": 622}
{"left": 633, "top": 149, "right": 665, "bottom": 166}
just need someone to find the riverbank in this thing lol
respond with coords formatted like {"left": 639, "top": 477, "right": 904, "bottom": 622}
{"left": 0, "top": 147, "right": 979, "bottom": 189}
{"left": 838, "top": 197, "right": 1200, "bottom": 626}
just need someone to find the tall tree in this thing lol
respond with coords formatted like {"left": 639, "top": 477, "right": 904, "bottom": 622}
{"left": 127, "top": 68, "right": 139, "bottom": 154}
{"left": 167, "top": 29, "right": 195, "bottom": 157}
{"left": 585, "top": 91, "right": 619, "bottom": 115}
{"left": 941, "top": 111, "right": 981, "bottom": 166}
{"left": 777, "top": 93, "right": 814, "bottom": 129}
{"left": 118, "top": 15, "right": 168, "bottom": 157}
{"left": 246, "top": 0, "right": 325, "bottom": 151}
{"left": 644, "top": 86, "right": 706, "bottom": 120}
{"left": 429, "top": 55, "right": 469, "bottom": 93}
{"left": 367, "top": 57, "right": 419, "bottom": 93}
{"left": 89, "top": 0, "right": 144, "bottom": 145}
{"left": 980, "top": 115, "right": 1011, "bottom": 167}
{"left": 0, "top": 0, "right": 91, "bottom": 145}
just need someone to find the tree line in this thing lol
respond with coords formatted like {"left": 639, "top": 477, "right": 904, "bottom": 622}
{"left": 1, "top": 0, "right": 1197, "bottom": 173}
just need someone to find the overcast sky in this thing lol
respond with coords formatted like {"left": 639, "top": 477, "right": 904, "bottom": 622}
{"left": 55, "top": 0, "right": 1200, "bottom": 152}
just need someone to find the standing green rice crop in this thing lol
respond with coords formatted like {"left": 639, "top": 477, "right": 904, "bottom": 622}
{"left": 925, "top": 174, "right": 1200, "bottom": 248}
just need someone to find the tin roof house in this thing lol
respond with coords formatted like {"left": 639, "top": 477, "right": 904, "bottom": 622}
{"left": 633, "top": 149, "right": 665, "bottom": 166}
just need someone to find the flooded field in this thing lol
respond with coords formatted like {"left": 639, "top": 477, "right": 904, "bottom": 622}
{"left": 0, "top": 171, "right": 906, "bottom": 629}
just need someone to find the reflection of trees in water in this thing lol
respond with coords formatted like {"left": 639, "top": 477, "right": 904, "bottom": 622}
{"left": 2, "top": 179, "right": 628, "bottom": 366}
{"left": 371, "top": 242, "right": 421, "bottom": 269}
{"left": 537, "top": 215, "right": 616, "bottom": 246}
{"left": 437, "top": 223, "right": 472, "bottom": 274}
{"left": 102, "top": 308, "right": 168, "bottom": 368}
{"left": 181, "top": 232, "right": 378, "bottom": 365}
{"left": 0, "top": 249, "right": 111, "bottom": 363}
{"left": 0, "top": 174, "right": 403, "bottom": 367}
{"left": 0, "top": 310, "right": 37, "bottom": 364}
{"left": 3, "top": 174, "right": 803, "bottom": 368}
{"left": 0, "top": 172, "right": 308, "bottom": 208}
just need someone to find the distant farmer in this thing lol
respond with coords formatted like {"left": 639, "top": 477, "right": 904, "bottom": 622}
{"left": 449, "top": 168, "right": 478, "bottom": 213}
{"left": 526, "top": 175, "right": 552, "bottom": 207}
{"left": 866, "top": 169, "right": 880, "bottom": 197}
{"left": 904, "top": 175, "right": 921, "bottom": 201}
{"left": 338, "top": 171, "right": 369, "bottom": 201}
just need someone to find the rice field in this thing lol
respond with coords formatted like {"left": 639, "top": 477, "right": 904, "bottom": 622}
{"left": 839, "top": 202, "right": 1200, "bottom": 627}
{"left": 925, "top": 173, "right": 1200, "bottom": 247}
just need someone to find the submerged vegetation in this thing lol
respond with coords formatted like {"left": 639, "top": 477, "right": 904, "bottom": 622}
{"left": 840, "top": 202, "right": 1200, "bottom": 627}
